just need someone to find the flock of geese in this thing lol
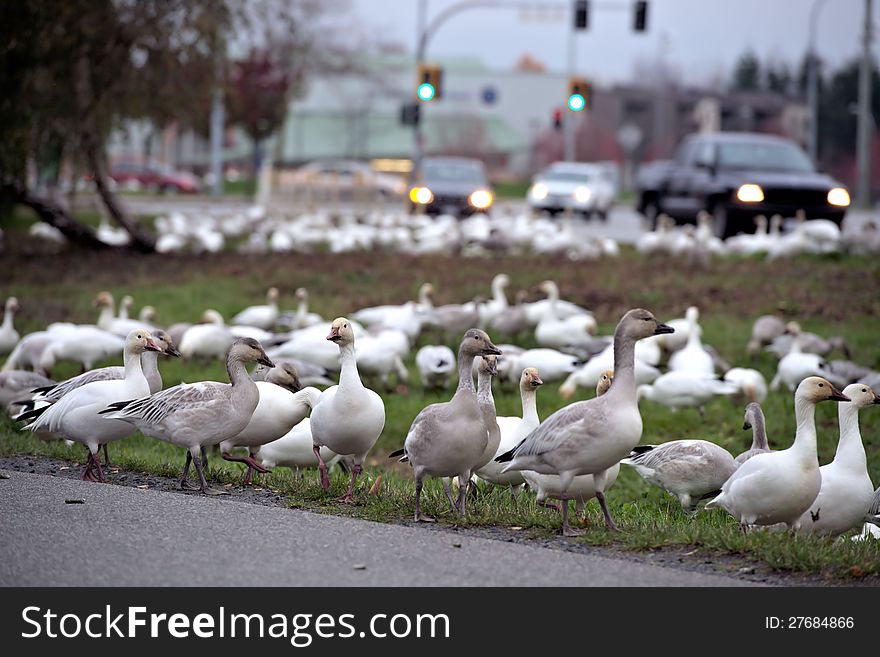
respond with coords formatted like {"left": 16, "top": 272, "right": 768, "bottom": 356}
{"left": 1, "top": 279, "right": 878, "bottom": 540}
{"left": 23, "top": 206, "right": 880, "bottom": 262}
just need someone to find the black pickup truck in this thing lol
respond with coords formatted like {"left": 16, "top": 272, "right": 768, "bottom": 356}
{"left": 635, "top": 132, "right": 851, "bottom": 238}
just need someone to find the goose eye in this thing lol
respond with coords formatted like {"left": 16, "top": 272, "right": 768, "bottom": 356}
{"left": 818, "top": 383, "right": 824, "bottom": 387}
{"left": 862, "top": 388, "right": 867, "bottom": 393}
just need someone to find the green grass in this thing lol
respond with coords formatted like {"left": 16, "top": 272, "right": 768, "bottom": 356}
{"left": 2, "top": 248, "right": 880, "bottom": 581}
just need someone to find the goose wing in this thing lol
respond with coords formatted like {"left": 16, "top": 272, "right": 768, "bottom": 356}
{"left": 102, "top": 381, "right": 229, "bottom": 426}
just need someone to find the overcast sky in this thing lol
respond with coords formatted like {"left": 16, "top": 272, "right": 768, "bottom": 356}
{"left": 352, "top": 0, "right": 866, "bottom": 85}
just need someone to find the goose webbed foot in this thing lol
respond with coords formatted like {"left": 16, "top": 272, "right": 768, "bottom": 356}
{"left": 82, "top": 452, "right": 102, "bottom": 482}
{"left": 560, "top": 499, "right": 584, "bottom": 536}
{"left": 336, "top": 464, "right": 362, "bottom": 504}
{"left": 193, "top": 452, "right": 229, "bottom": 496}
{"left": 414, "top": 478, "right": 436, "bottom": 522}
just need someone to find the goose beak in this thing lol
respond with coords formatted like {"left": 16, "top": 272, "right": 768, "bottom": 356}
{"left": 829, "top": 385, "right": 850, "bottom": 402}
{"left": 653, "top": 321, "right": 674, "bottom": 335}
{"left": 483, "top": 342, "right": 502, "bottom": 356}
{"left": 487, "top": 363, "right": 498, "bottom": 376}
{"left": 873, "top": 391, "right": 880, "bottom": 405}
{"left": 257, "top": 354, "right": 275, "bottom": 368}
{"left": 144, "top": 339, "right": 162, "bottom": 352}
{"left": 327, "top": 327, "right": 341, "bottom": 342}
{"left": 742, "top": 421, "right": 752, "bottom": 431}
{"left": 532, "top": 375, "right": 544, "bottom": 387}
{"left": 165, "top": 344, "right": 182, "bottom": 358}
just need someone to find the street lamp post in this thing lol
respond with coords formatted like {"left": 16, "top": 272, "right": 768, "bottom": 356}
{"left": 806, "top": 0, "right": 827, "bottom": 164}
{"left": 856, "top": 0, "right": 874, "bottom": 208}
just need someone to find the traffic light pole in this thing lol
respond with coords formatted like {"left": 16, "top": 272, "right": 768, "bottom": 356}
{"left": 565, "top": 0, "right": 577, "bottom": 161}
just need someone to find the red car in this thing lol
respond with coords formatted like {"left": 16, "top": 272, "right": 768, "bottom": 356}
{"left": 108, "top": 160, "right": 202, "bottom": 194}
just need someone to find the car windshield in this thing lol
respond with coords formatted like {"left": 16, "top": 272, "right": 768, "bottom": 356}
{"left": 717, "top": 141, "right": 814, "bottom": 173}
{"left": 422, "top": 161, "right": 486, "bottom": 185}
{"left": 542, "top": 170, "right": 596, "bottom": 183}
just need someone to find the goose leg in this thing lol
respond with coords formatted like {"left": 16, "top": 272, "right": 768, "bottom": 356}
{"left": 576, "top": 499, "right": 585, "bottom": 520}
{"left": 414, "top": 476, "right": 435, "bottom": 523}
{"left": 179, "top": 452, "right": 198, "bottom": 490}
{"left": 102, "top": 444, "right": 113, "bottom": 468}
{"left": 200, "top": 446, "right": 209, "bottom": 471}
{"left": 313, "top": 445, "right": 331, "bottom": 492}
{"left": 456, "top": 471, "right": 469, "bottom": 519}
{"left": 193, "top": 453, "right": 229, "bottom": 496}
{"left": 442, "top": 478, "right": 457, "bottom": 513}
{"left": 337, "top": 464, "right": 361, "bottom": 504}
{"left": 92, "top": 451, "right": 105, "bottom": 483}
{"left": 595, "top": 491, "right": 618, "bottom": 531}
{"left": 221, "top": 450, "right": 270, "bottom": 484}
{"left": 560, "top": 498, "right": 584, "bottom": 537}
{"left": 82, "top": 450, "right": 98, "bottom": 482}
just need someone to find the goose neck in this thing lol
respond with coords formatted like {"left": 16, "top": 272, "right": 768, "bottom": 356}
{"left": 337, "top": 342, "right": 363, "bottom": 388}
{"left": 477, "top": 373, "right": 495, "bottom": 412}
{"left": 97, "top": 306, "right": 114, "bottom": 329}
{"left": 835, "top": 403, "right": 867, "bottom": 469}
{"left": 792, "top": 395, "right": 819, "bottom": 461}
{"left": 226, "top": 356, "right": 251, "bottom": 387}
{"left": 521, "top": 388, "right": 539, "bottom": 423}
{"left": 1, "top": 308, "right": 12, "bottom": 331}
{"left": 610, "top": 333, "right": 637, "bottom": 397}
{"left": 123, "top": 347, "right": 146, "bottom": 382}
{"left": 141, "top": 350, "right": 160, "bottom": 379}
{"left": 749, "top": 410, "right": 769, "bottom": 450}
{"left": 296, "top": 298, "right": 307, "bottom": 319}
{"left": 456, "top": 350, "right": 476, "bottom": 395}
{"left": 492, "top": 278, "right": 508, "bottom": 306}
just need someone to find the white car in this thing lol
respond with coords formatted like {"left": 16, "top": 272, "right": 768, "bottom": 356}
{"left": 527, "top": 162, "right": 616, "bottom": 220}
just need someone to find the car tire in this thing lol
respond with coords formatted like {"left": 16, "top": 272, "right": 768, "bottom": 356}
{"left": 642, "top": 199, "right": 661, "bottom": 230}
{"left": 709, "top": 202, "right": 734, "bottom": 239}
{"left": 595, "top": 208, "right": 608, "bottom": 222}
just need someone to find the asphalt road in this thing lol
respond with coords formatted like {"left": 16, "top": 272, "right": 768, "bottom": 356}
{"left": 0, "top": 471, "right": 761, "bottom": 587}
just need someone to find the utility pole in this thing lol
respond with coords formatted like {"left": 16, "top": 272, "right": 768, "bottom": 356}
{"left": 856, "top": 0, "right": 874, "bottom": 208}
{"left": 412, "top": 0, "right": 428, "bottom": 186}
{"left": 564, "top": 0, "right": 577, "bottom": 161}
{"left": 210, "top": 31, "right": 225, "bottom": 197}
{"left": 806, "top": 0, "right": 827, "bottom": 163}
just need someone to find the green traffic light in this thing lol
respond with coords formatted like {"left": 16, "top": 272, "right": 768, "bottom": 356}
{"left": 568, "top": 93, "right": 585, "bottom": 111}
{"left": 417, "top": 82, "right": 436, "bottom": 101}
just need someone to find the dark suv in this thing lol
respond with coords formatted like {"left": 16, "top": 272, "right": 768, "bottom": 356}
{"left": 409, "top": 157, "right": 494, "bottom": 217}
{"left": 636, "top": 133, "right": 851, "bottom": 238}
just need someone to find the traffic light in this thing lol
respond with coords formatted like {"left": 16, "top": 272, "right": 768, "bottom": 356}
{"left": 633, "top": 1, "right": 648, "bottom": 32}
{"left": 574, "top": 0, "right": 589, "bottom": 30}
{"left": 400, "top": 103, "right": 420, "bottom": 126}
{"left": 567, "top": 76, "right": 590, "bottom": 112}
{"left": 552, "top": 107, "right": 563, "bottom": 130}
{"left": 416, "top": 63, "right": 442, "bottom": 101}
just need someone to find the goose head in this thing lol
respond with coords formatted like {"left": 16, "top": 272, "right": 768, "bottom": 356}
{"left": 151, "top": 329, "right": 181, "bottom": 358}
{"left": 520, "top": 367, "right": 543, "bottom": 392}
{"left": 784, "top": 321, "right": 801, "bottom": 336}
{"left": 139, "top": 305, "right": 157, "bottom": 323}
{"left": 478, "top": 355, "right": 498, "bottom": 377}
{"left": 742, "top": 401, "right": 763, "bottom": 430}
{"left": 265, "top": 362, "right": 303, "bottom": 393}
{"left": 596, "top": 369, "right": 614, "bottom": 397}
{"left": 229, "top": 338, "right": 274, "bottom": 368}
{"left": 200, "top": 309, "right": 225, "bottom": 326}
{"left": 617, "top": 308, "right": 674, "bottom": 341}
{"left": 327, "top": 317, "right": 356, "bottom": 346}
{"left": 295, "top": 287, "right": 309, "bottom": 302}
{"left": 124, "top": 329, "right": 161, "bottom": 354}
{"left": 685, "top": 306, "right": 699, "bottom": 323}
{"left": 5, "top": 297, "right": 20, "bottom": 314}
{"left": 121, "top": 295, "right": 134, "bottom": 313}
{"left": 93, "top": 291, "right": 114, "bottom": 309}
{"left": 841, "top": 383, "right": 880, "bottom": 409}
{"left": 267, "top": 287, "right": 280, "bottom": 304}
{"left": 538, "top": 280, "right": 558, "bottom": 298}
{"left": 796, "top": 376, "right": 849, "bottom": 404}
{"left": 754, "top": 215, "right": 767, "bottom": 231}
{"left": 493, "top": 273, "right": 510, "bottom": 288}
{"left": 460, "top": 328, "right": 502, "bottom": 358}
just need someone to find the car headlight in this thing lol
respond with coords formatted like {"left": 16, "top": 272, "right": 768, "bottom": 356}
{"left": 409, "top": 186, "right": 433, "bottom": 204}
{"left": 469, "top": 189, "right": 493, "bottom": 209}
{"left": 530, "top": 182, "right": 548, "bottom": 201}
{"left": 736, "top": 184, "right": 764, "bottom": 203}
{"left": 827, "top": 187, "right": 851, "bottom": 207}
{"left": 574, "top": 186, "right": 592, "bottom": 203}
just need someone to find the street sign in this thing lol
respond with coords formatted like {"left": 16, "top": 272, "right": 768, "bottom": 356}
{"left": 401, "top": 103, "right": 420, "bottom": 126}
{"left": 616, "top": 123, "right": 643, "bottom": 154}
{"left": 481, "top": 86, "right": 498, "bottom": 105}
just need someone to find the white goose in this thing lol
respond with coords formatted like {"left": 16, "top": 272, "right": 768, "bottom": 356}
{"left": 231, "top": 287, "right": 280, "bottom": 330}
{"left": 21, "top": 330, "right": 161, "bottom": 481}
{"left": 746, "top": 314, "right": 786, "bottom": 357}
{"left": 0, "top": 370, "right": 54, "bottom": 413}
{"left": 622, "top": 439, "right": 739, "bottom": 511}
{"left": 397, "top": 329, "right": 501, "bottom": 521}
{"left": 288, "top": 288, "right": 323, "bottom": 329}
{"left": 667, "top": 306, "right": 714, "bottom": 375}
{"left": 523, "top": 371, "right": 621, "bottom": 521}
{"left": 797, "top": 383, "right": 879, "bottom": 537}
{"left": 637, "top": 371, "right": 738, "bottom": 412}
{"left": 509, "top": 348, "right": 579, "bottom": 384}
{"left": 559, "top": 344, "right": 660, "bottom": 400}
{"left": 706, "top": 377, "right": 849, "bottom": 529}
{"left": 38, "top": 326, "right": 126, "bottom": 376}
{"left": 735, "top": 402, "right": 771, "bottom": 464}
{"left": 723, "top": 367, "right": 768, "bottom": 403}
{"left": 498, "top": 308, "right": 675, "bottom": 535}
{"left": 0, "top": 297, "right": 21, "bottom": 356}
{"left": 94, "top": 291, "right": 158, "bottom": 337}
{"left": 477, "top": 273, "right": 510, "bottom": 328}
{"left": 309, "top": 318, "right": 386, "bottom": 502}
{"left": 178, "top": 312, "right": 235, "bottom": 361}
{"left": 534, "top": 281, "right": 596, "bottom": 348}
{"left": 258, "top": 418, "right": 337, "bottom": 476}
{"left": 100, "top": 338, "right": 275, "bottom": 494}
{"left": 475, "top": 367, "right": 544, "bottom": 489}
{"left": 770, "top": 324, "right": 830, "bottom": 392}
{"left": 415, "top": 345, "right": 456, "bottom": 390}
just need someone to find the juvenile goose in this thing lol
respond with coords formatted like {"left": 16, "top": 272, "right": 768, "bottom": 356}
{"left": 475, "top": 367, "right": 544, "bottom": 490}
{"left": 0, "top": 297, "right": 21, "bottom": 356}
{"left": 497, "top": 308, "right": 674, "bottom": 535}
{"left": 523, "top": 371, "right": 620, "bottom": 521}
{"left": 0, "top": 370, "right": 54, "bottom": 412}
{"left": 705, "top": 377, "right": 849, "bottom": 530}
{"left": 668, "top": 306, "right": 714, "bottom": 375}
{"left": 231, "top": 287, "right": 280, "bottom": 330}
{"left": 735, "top": 402, "right": 771, "bottom": 464}
{"left": 472, "top": 355, "right": 500, "bottom": 475}
{"left": 415, "top": 345, "right": 456, "bottom": 390}
{"left": 398, "top": 329, "right": 501, "bottom": 521}
{"left": 747, "top": 315, "right": 786, "bottom": 356}
{"left": 798, "top": 383, "right": 879, "bottom": 537}
{"left": 21, "top": 330, "right": 161, "bottom": 482}
{"left": 100, "top": 338, "right": 275, "bottom": 495}
{"left": 309, "top": 318, "right": 386, "bottom": 502}
{"left": 622, "top": 440, "right": 739, "bottom": 511}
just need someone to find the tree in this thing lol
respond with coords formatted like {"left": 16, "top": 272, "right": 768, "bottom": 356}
{"left": 765, "top": 61, "right": 792, "bottom": 95}
{"left": 731, "top": 50, "right": 762, "bottom": 92}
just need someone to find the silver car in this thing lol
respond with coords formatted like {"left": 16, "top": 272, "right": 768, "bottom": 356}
{"left": 527, "top": 162, "right": 616, "bottom": 220}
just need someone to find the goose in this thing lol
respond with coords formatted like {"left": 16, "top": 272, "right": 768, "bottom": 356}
{"left": 475, "top": 367, "right": 544, "bottom": 489}
{"left": 99, "top": 338, "right": 275, "bottom": 495}
{"left": 559, "top": 344, "right": 660, "bottom": 400}
{"left": 230, "top": 287, "right": 280, "bottom": 330}
{"left": 523, "top": 371, "right": 621, "bottom": 522}
{"left": 397, "top": 329, "right": 501, "bottom": 521}
{"left": 638, "top": 371, "right": 738, "bottom": 412}
{"left": 0, "top": 297, "right": 21, "bottom": 356}
{"left": 477, "top": 273, "right": 510, "bottom": 328}
{"left": 117, "top": 295, "right": 134, "bottom": 321}
{"left": 284, "top": 288, "right": 323, "bottom": 330}
{"left": 489, "top": 290, "right": 531, "bottom": 338}
{"left": 667, "top": 306, "right": 714, "bottom": 375}
{"left": 251, "top": 362, "right": 305, "bottom": 393}
{"left": 723, "top": 367, "right": 768, "bottom": 403}
{"left": 220, "top": 369, "right": 322, "bottom": 485}
{"left": 94, "top": 291, "right": 158, "bottom": 337}
{"left": 523, "top": 280, "right": 593, "bottom": 326}
{"left": 354, "top": 328, "right": 410, "bottom": 390}
{"left": 725, "top": 215, "right": 770, "bottom": 255}
{"left": 423, "top": 295, "right": 483, "bottom": 338}
{"left": 254, "top": 357, "right": 335, "bottom": 388}
{"left": 534, "top": 281, "right": 597, "bottom": 348}
{"left": 201, "top": 309, "right": 274, "bottom": 343}
{"left": 138, "top": 306, "right": 157, "bottom": 324}
{"left": 746, "top": 315, "right": 786, "bottom": 356}
{"left": 472, "top": 355, "right": 500, "bottom": 475}
{"left": 309, "top": 318, "right": 386, "bottom": 503}
{"left": 765, "top": 322, "right": 850, "bottom": 360}
{"left": 769, "top": 324, "right": 831, "bottom": 392}
{"left": 797, "top": 383, "right": 879, "bottom": 537}
{"left": 622, "top": 440, "right": 739, "bottom": 512}
{"left": 20, "top": 330, "right": 161, "bottom": 482}
{"left": 267, "top": 321, "right": 367, "bottom": 372}
{"left": 0, "top": 370, "right": 54, "bottom": 412}
{"left": 351, "top": 283, "right": 434, "bottom": 328}
{"left": 415, "top": 345, "right": 456, "bottom": 390}
{"left": 2, "top": 331, "right": 53, "bottom": 374}
{"left": 258, "top": 418, "right": 338, "bottom": 476}
{"left": 509, "top": 348, "right": 579, "bottom": 384}
{"left": 635, "top": 214, "right": 675, "bottom": 256}
{"left": 735, "top": 402, "right": 771, "bottom": 464}
{"left": 38, "top": 327, "right": 126, "bottom": 376}
{"left": 497, "top": 308, "right": 674, "bottom": 535}
{"left": 705, "top": 377, "right": 849, "bottom": 530}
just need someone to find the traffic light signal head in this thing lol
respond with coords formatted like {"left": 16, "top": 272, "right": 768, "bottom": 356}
{"left": 417, "top": 63, "right": 443, "bottom": 101}
{"left": 568, "top": 77, "right": 590, "bottom": 112}
{"left": 574, "top": 0, "right": 589, "bottom": 30}
{"left": 634, "top": 1, "right": 648, "bottom": 32}
{"left": 552, "top": 107, "right": 563, "bottom": 129}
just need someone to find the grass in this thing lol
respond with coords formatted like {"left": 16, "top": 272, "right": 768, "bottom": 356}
{"left": 2, "top": 246, "right": 880, "bottom": 581}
